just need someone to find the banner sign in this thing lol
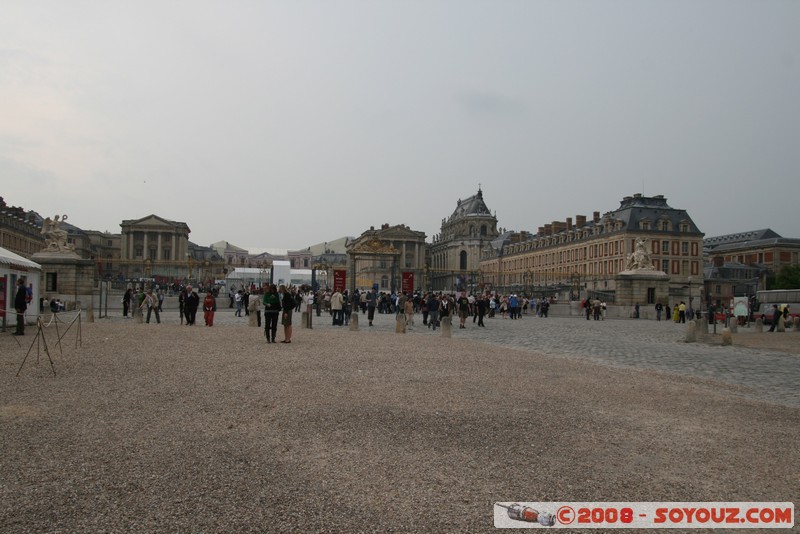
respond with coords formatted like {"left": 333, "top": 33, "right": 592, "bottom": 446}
{"left": 401, "top": 272, "right": 414, "bottom": 294}
{"left": 333, "top": 270, "right": 347, "bottom": 293}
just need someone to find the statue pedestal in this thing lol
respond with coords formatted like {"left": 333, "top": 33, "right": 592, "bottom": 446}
{"left": 615, "top": 270, "right": 670, "bottom": 319}
{"left": 31, "top": 251, "right": 95, "bottom": 311}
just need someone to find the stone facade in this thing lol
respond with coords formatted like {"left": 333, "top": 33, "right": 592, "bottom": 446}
{"left": 347, "top": 223, "right": 427, "bottom": 292}
{"left": 430, "top": 188, "right": 499, "bottom": 292}
{"left": 480, "top": 194, "right": 705, "bottom": 305}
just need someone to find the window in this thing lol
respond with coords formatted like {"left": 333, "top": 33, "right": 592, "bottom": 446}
{"left": 660, "top": 220, "right": 670, "bottom": 231}
{"left": 380, "top": 275, "right": 388, "bottom": 289}
{"left": 163, "top": 248, "right": 171, "bottom": 260}
{"left": 662, "top": 240, "right": 669, "bottom": 253}
{"left": 46, "top": 272, "right": 58, "bottom": 292}
{"left": 681, "top": 242, "right": 689, "bottom": 255}
{"left": 135, "top": 247, "right": 143, "bottom": 258}
{"left": 661, "top": 259, "right": 669, "bottom": 272}
{"left": 460, "top": 251, "right": 468, "bottom": 270}
{"left": 647, "top": 287, "right": 656, "bottom": 304}
{"left": 680, "top": 223, "right": 690, "bottom": 232}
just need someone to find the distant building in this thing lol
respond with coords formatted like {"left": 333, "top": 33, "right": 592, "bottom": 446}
{"left": 702, "top": 228, "right": 800, "bottom": 304}
{"left": 480, "top": 194, "right": 705, "bottom": 305}
{"left": 704, "top": 228, "right": 800, "bottom": 273}
{"left": 346, "top": 223, "right": 427, "bottom": 292}
{"left": 0, "top": 199, "right": 44, "bottom": 258}
{"left": 119, "top": 215, "right": 223, "bottom": 283}
{"left": 430, "top": 188, "right": 499, "bottom": 292}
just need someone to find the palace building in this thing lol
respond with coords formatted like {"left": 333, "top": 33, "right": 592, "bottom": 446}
{"left": 430, "top": 187, "right": 499, "bottom": 292}
{"left": 479, "top": 194, "right": 705, "bottom": 304}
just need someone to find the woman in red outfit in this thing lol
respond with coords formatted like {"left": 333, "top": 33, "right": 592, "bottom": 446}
{"left": 203, "top": 291, "right": 217, "bottom": 326}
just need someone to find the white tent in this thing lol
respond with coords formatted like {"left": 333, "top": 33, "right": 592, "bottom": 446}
{"left": 0, "top": 246, "right": 42, "bottom": 326}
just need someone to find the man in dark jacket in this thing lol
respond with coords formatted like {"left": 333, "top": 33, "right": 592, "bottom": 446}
{"left": 184, "top": 285, "right": 200, "bottom": 325}
{"left": 14, "top": 278, "right": 28, "bottom": 335}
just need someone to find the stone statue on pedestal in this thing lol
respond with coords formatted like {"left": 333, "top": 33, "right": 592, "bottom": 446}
{"left": 625, "top": 237, "right": 655, "bottom": 271}
{"left": 41, "top": 214, "right": 75, "bottom": 253}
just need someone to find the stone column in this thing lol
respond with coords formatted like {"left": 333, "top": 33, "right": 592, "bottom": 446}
{"left": 143, "top": 232, "right": 148, "bottom": 258}
{"left": 157, "top": 233, "right": 162, "bottom": 260}
{"left": 171, "top": 234, "right": 176, "bottom": 261}
{"left": 441, "top": 315, "right": 452, "bottom": 338}
{"left": 684, "top": 320, "right": 696, "bottom": 343}
{"left": 129, "top": 231, "right": 135, "bottom": 259}
{"left": 721, "top": 328, "right": 733, "bottom": 345}
{"left": 395, "top": 314, "right": 406, "bottom": 333}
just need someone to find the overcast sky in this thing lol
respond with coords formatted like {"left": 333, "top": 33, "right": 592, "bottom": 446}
{"left": 2, "top": 1, "right": 798, "bottom": 251}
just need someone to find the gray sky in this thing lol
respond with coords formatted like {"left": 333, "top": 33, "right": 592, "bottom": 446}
{"left": 2, "top": 1, "right": 798, "bottom": 251}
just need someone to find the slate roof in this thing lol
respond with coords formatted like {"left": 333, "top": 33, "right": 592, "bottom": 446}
{"left": 605, "top": 194, "right": 703, "bottom": 235}
{"left": 704, "top": 229, "right": 782, "bottom": 250}
{"left": 448, "top": 188, "right": 493, "bottom": 220}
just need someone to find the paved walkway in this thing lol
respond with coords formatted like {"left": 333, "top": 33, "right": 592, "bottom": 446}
{"left": 105, "top": 306, "right": 800, "bottom": 408}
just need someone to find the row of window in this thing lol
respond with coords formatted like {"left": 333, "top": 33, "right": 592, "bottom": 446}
{"left": 491, "top": 258, "right": 700, "bottom": 283}
{"left": 501, "top": 240, "right": 700, "bottom": 271}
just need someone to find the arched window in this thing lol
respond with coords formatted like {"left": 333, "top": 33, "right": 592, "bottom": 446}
{"left": 460, "top": 250, "right": 468, "bottom": 270}
{"left": 481, "top": 225, "right": 487, "bottom": 236}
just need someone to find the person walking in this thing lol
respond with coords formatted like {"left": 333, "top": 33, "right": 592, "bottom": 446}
{"left": 140, "top": 289, "right": 161, "bottom": 324}
{"left": 122, "top": 288, "right": 132, "bottom": 318}
{"left": 330, "top": 289, "right": 344, "bottom": 326}
{"left": 263, "top": 284, "right": 281, "bottom": 343}
{"left": 476, "top": 294, "right": 487, "bottom": 327}
{"left": 367, "top": 289, "right": 377, "bottom": 326}
{"left": 457, "top": 293, "right": 470, "bottom": 329}
{"left": 403, "top": 294, "right": 414, "bottom": 328}
{"left": 678, "top": 301, "right": 686, "bottom": 323}
{"left": 203, "top": 291, "right": 217, "bottom": 326}
{"left": 178, "top": 288, "right": 186, "bottom": 324}
{"left": 279, "top": 285, "right": 294, "bottom": 343}
{"left": 185, "top": 286, "right": 200, "bottom": 325}
{"left": 655, "top": 302, "right": 663, "bottom": 321}
{"left": 768, "top": 304, "right": 781, "bottom": 332}
{"left": 13, "top": 278, "right": 27, "bottom": 335}
{"left": 234, "top": 290, "right": 243, "bottom": 317}
{"left": 427, "top": 293, "right": 440, "bottom": 330}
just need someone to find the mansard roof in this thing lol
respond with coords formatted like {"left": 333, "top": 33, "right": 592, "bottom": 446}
{"left": 704, "top": 229, "right": 782, "bottom": 250}
{"left": 606, "top": 194, "right": 702, "bottom": 235}
{"left": 448, "top": 188, "right": 493, "bottom": 221}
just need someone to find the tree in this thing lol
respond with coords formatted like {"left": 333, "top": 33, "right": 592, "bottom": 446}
{"left": 768, "top": 264, "right": 800, "bottom": 289}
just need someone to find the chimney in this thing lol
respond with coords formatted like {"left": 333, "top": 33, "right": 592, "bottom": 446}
{"left": 566, "top": 217, "right": 573, "bottom": 230}
{"left": 544, "top": 224, "right": 552, "bottom": 235}
{"left": 576, "top": 215, "right": 587, "bottom": 227}
{"left": 538, "top": 226, "right": 545, "bottom": 235}
{"left": 593, "top": 211, "right": 601, "bottom": 223}
{"left": 713, "top": 256, "right": 724, "bottom": 267}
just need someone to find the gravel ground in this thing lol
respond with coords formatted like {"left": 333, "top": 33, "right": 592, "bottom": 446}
{"left": 1, "top": 317, "right": 798, "bottom": 533}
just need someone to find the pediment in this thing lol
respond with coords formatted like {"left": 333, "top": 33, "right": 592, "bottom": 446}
{"left": 124, "top": 214, "right": 189, "bottom": 231}
{"left": 379, "top": 225, "right": 425, "bottom": 239}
